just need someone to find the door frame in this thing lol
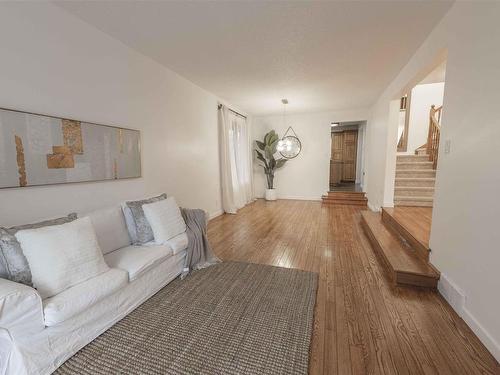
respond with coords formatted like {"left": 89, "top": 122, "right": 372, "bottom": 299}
{"left": 330, "top": 127, "right": 359, "bottom": 188}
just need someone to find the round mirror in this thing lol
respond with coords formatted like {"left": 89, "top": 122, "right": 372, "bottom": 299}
{"left": 278, "top": 135, "right": 301, "bottom": 159}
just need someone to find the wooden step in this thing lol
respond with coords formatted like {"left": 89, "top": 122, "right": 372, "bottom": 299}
{"left": 396, "top": 170, "right": 436, "bottom": 178}
{"left": 322, "top": 198, "right": 368, "bottom": 206}
{"left": 381, "top": 207, "right": 430, "bottom": 262}
{"left": 395, "top": 177, "right": 435, "bottom": 187}
{"left": 361, "top": 211, "right": 439, "bottom": 288}
{"left": 326, "top": 191, "right": 367, "bottom": 200}
{"left": 394, "top": 196, "right": 433, "bottom": 207}
{"left": 397, "top": 155, "right": 429, "bottom": 162}
{"left": 394, "top": 186, "right": 435, "bottom": 197}
{"left": 396, "top": 161, "right": 434, "bottom": 170}
{"left": 323, "top": 191, "right": 367, "bottom": 206}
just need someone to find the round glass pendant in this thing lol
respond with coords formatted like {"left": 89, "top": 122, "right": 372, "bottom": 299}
{"left": 279, "top": 134, "right": 301, "bottom": 159}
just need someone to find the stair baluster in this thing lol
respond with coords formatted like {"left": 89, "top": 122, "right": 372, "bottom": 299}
{"left": 427, "top": 105, "right": 442, "bottom": 170}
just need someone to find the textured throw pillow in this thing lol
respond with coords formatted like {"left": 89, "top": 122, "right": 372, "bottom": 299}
{"left": 143, "top": 197, "right": 186, "bottom": 244}
{"left": 0, "top": 213, "right": 77, "bottom": 286}
{"left": 123, "top": 193, "right": 167, "bottom": 244}
{"left": 14, "top": 217, "right": 109, "bottom": 299}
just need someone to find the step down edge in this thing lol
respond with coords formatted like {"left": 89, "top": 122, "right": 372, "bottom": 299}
{"left": 360, "top": 211, "right": 439, "bottom": 289}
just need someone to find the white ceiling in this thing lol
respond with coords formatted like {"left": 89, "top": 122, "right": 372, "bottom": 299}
{"left": 55, "top": 1, "right": 453, "bottom": 116}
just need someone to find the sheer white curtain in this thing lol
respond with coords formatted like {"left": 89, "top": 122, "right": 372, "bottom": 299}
{"left": 219, "top": 105, "right": 253, "bottom": 214}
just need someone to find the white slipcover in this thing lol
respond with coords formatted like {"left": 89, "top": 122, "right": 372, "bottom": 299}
{"left": 4, "top": 251, "right": 187, "bottom": 375}
{"left": 43, "top": 268, "right": 128, "bottom": 327}
{"left": 104, "top": 244, "right": 173, "bottom": 281}
{"left": 167, "top": 232, "right": 189, "bottom": 254}
{"left": 0, "top": 278, "right": 44, "bottom": 339}
{"left": 2, "top": 198, "right": 192, "bottom": 375}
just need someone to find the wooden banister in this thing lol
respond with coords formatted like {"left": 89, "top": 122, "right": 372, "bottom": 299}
{"left": 427, "top": 105, "right": 442, "bottom": 169}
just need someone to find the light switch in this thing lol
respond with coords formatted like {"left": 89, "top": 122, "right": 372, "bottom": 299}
{"left": 444, "top": 139, "right": 451, "bottom": 154}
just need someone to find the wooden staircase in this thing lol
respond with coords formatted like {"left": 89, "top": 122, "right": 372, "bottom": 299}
{"left": 394, "top": 153, "right": 436, "bottom": 207}
{"left": 321, "top": 191, "right": 367, "bottom": 206}
{"left": 361, "top": 207, "right": 439, "bottom": 289}
{"left": 394, "top": 105, "right": 442, "bottom": 207}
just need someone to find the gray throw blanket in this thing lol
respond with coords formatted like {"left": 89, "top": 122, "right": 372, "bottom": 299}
{"left": 180, "top": 208, "right": 220, "bottom": 279}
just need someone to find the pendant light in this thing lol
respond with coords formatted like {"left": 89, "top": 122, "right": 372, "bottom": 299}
{"left": 277, "top": 99, "right": 302, "bottom": 159}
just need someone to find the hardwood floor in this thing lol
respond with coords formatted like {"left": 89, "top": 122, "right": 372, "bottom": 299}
{"left": 207, "top": 199, "right": 500, "bottom": 375}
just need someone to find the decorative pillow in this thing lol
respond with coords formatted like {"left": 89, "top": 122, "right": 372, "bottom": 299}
{"left": 122, "top": 194, "right": 167, "bottom": 244}
{"left": 143, "top": 197, "right": 186, "bottom": 244}
{"left": 0, "top": 213, "right": 77, "bottom": 286}
{"left": 86, "top": 207, "right": 131, "bottom": 255}
{"left": 14, "top": 217, "right": 109, "bottom": 299}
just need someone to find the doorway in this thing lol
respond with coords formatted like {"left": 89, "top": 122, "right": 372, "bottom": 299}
{"left": 330, "top": 122, "right": 363, "bottom": 192}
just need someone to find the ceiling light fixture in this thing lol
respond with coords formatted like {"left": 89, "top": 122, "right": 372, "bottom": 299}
{"left": 277, "top": 99, "right": 302, "bottom": 159}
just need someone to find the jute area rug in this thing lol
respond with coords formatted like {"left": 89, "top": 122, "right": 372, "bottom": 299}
{"left": 55, "top": 262, "right": 318, "bottom": 375}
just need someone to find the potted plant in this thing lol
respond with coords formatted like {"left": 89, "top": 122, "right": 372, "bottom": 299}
{"left": 255, "top": 130, "right": 287, "bottom": 201}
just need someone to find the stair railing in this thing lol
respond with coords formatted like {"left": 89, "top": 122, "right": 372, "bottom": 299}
{"left": 427, "top": 105, "right": 442, "bottom": 169}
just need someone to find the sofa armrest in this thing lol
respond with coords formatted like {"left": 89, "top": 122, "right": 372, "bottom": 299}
{"left": 0, "top": 279, "right": 44, "bottom": 339}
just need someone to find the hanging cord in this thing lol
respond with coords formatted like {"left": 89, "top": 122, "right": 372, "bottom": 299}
{"left": 283, "top": 126, "right": 298, "bottom": 138}
{"left": 283, "top": 101, "right": 286, "bottom": 128}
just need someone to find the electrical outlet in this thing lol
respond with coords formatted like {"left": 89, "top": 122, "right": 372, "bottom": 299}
{"left": 444, "top": 139, "right": 451, "bottom": 154}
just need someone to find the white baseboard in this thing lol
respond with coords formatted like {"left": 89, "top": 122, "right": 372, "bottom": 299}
{"left": 367, "top": 201, "right": 380, "bottom": 212}
{"left": 437, "top": 273, "right": 465, "bottom": 316}
{"left": 438, "top": 272, "right": 500, "bottom": 362}
{"left": 208, "top": 210, "right": 224, "bottom": 220}
{"left": 462, "top": 307, "right": 500, "bottom": 362}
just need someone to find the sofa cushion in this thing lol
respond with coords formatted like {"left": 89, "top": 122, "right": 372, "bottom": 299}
{"left": 15, "top": 217, "right": 109, "bottom": 299}
{"left": 166, "top": 232, "right": 189, "bottom": 255}
{"left": 0, "top": 213, "right": 77, "bottom": 287}
{"left": 143, "top": 197, "right": 186, "bottom": 244}
{"left": 122, "top": 193, "right": 167, "bottom": 245}
{"left": 86, "top": 207, "right": 131, "bottom": 255}
{"left": 104, "top": 244, "right": 173, "bottom": 281}
{"left": 43, "top": 268, "right": 128, "bottom": 327}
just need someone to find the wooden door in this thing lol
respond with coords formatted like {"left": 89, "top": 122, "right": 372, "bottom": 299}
{"left": 330, "top": 132, "right": 343, "bottom": 186}
{"left": 342, "top": 130, "right": 358, "bottom": 181}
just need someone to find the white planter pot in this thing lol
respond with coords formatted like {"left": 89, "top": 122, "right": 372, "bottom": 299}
{"left": 265, "top": 188, "right": 277, "bottom": 201}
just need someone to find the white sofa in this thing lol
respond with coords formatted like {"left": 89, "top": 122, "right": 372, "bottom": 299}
{"left": 0, "top": 205, "right": 188, "bottom": 375}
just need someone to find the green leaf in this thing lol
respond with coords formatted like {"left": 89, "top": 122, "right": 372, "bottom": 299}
{"left": 255, "top": 150, "right": 269, "bottom": 170}
{"left": 255, "top": 149, "right": 266, "bottom": 162}
{"left": 266, "top": 130, "right": 277, "bottom": 146}
{"left": 270, "top": 133, "right": 279, "bottom": 145}
{"left": 269, "top": 138, "right": 278, "bottom": 154}
{"left": 276, "top": 158, "right": 287, "bottom": 168}
{"left": 263, "top": 131, "right": 271, "bottom": 146}
{"left": 269, "top": 157, "right": 276, "bottom": 170}
{"left": 256, "top": 140, "right": 265, "bottom": 151}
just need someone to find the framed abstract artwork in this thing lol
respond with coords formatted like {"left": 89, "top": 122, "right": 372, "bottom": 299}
{"left": 0, "top": 108, "right": 141, "bottom": 188}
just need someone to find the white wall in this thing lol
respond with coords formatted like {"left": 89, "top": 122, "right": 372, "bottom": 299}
{"left": 405, "top": 82, "right": 445, "bottom": 154}
{"left": 252, "top": 109, "right": 369, "bottom": 200}
{"left": 356, "top": 123, "right": 366, "bottom": 185}
{"left": 0, "top": 2, "right": 242, "bottom": 226}
{"left": 364, "top": 2, "right": 500, "bottom": 360}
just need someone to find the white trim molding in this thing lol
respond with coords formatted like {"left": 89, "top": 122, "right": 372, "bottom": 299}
{"left": 438, "top": 272, "right": 500, "bottom": 362}
{"left": 461, "top": 307, "right": 500, "bottom": 362}
{"left": 208, "top": 210, "right": 224, "bottom": 220}
{"left": 437, "top": 272, "right": 466, "bottom": 316}
{"left": 367, "top": 201, "right": 381, "bottom": 212}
